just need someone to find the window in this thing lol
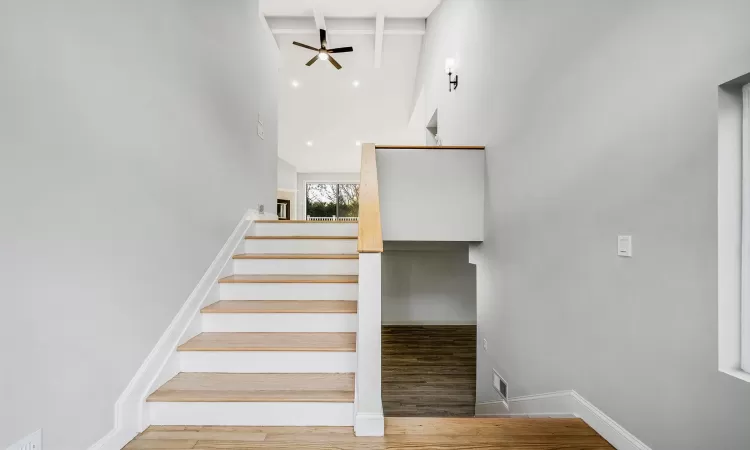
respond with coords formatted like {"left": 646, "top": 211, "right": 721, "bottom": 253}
{"left": 742, "top": 83, "right": 750, "bottom": 373}
{"left": 305, "top": 183, "right": 359, "bottom": 219}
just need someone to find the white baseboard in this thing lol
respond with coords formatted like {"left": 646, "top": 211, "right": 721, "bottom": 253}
{"left": 476, "top": 391, "right": 574, "bottom": 418}
{"left": 570, "top": 391, "right": 651, "bottom": 450}
{"left": 88, "top": 209, "right": 260, "bottom": 450}
{"left": 355, "top": 412, "right": 385, "bottom": 436}
{"left": 476, "top": 390, "right": 651, "bottom": 450}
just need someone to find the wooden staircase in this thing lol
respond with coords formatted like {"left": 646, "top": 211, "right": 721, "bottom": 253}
{"left": 146, "top": 220, "right": 360, "bottom": 426}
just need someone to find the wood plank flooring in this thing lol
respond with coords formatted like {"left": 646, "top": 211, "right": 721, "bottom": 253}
{"left": 382, "top": 326, "right": 476, "bottom": 417}
{"left": 177, "top": 332, "right": 357, "bottom": 352}
{"left": 255, "top": 220, "right": 358, "bottom": 223}
{"left": 201, "top": 300, "right": 358, "bottom": 314}
{"left": 123, "top": 418, "right": 615, "bottom": 449}
{"left": 244, "top": 236, "right": 357, "bottom": 240}
{"left": 232, "top": 253, "right": 359, "bottom": 259}
{"left": 218, "top": 274, "right": 358, "bottom": 283}
{"left": 147, "top": 373, "right": 354, "bottom": 403}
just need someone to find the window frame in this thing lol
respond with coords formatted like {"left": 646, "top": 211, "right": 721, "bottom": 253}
{"left": 304, "top": 181, "right": 360, "bottom": 219}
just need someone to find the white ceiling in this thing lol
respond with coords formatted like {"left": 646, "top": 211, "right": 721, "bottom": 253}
{"left": 267, "top": 2, "right": 433, "bottom": 173}
{"left": 276, "top": 31, "right": 423, "bottom": 172}
{"left": 260, "top": 0, "right": 441, "bottom": 18}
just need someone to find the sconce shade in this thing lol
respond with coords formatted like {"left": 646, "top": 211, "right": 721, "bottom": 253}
{"left": 445, "top": 57, "right": 456, "bottom": 74}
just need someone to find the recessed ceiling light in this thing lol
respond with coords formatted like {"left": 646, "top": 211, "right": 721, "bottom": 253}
{"left": 291, "top": 80, "right": 299, "bottom": 88}
{"left": 352, "top": 80, "right": 360, "bottom": 87}
{"left": 355, "top": 141, "right": 361, "bottom": 146}
{"left": 306, "top": 140, "right": 313, "bottom": 147}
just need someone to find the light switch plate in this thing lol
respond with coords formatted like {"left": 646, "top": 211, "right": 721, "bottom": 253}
{"left": 482, "top": 338, "right": 488, "bottom": 351}
{"left": 618, "top": 235, "right": 632, "bottom": 257}
{"left": 257, "top": 122, "right": 265, "bottom": 140}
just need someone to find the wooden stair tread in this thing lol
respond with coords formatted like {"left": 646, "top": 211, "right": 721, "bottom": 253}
{"left": 147, "top": 373, "right": 354, "bottom": 403}
{"left": 202, "top": 300, "right": 358, "bottom": 314}
{"left": 245, "top": 236, "right": 357, "bottom": 240}
{"left": 148, "top": 389, "right": 354, "bottom": 403}
{"left": 219, "top": 274, "right": 358, "bottom": 284}
{"left": 255, "top": 220, "right": 358, "bottom": 223}
{"left": 178, "top": 332, "right": 357, "bottom": 352}
{"left": 233, "top": 253, "right": 358, "bottom": 260}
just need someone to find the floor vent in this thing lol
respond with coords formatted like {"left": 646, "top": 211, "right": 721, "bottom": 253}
{"left": 493, "top": 369, "right": 508, "bottom": 402}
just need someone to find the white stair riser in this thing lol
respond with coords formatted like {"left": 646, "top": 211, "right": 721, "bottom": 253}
{"left": 179, "top": 351, "right": 357, "bottom": 373}
{"left": 233, "top": 258, "right": 359, "bottom": 275}
{"left": 244, "top": 239, "right": 357, "bottom": 254}
{"left": 220, "top": 283, "right": 358, "bottom": 300}
{"left": 149, "top": 402, "right": 354, "bottom": 426}
{"left": 254, "top": 222, "right": 358, "bottom": 237}
{"left": 202, "top": 313, "right": 358, "bottom": 332}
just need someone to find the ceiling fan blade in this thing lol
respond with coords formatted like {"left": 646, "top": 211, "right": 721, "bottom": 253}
{"left": 329, "top": 46, "right": 353, "bottom": 53}
{"left": 293, "top": 41, "right": 319, "bottom": 51}
{"left": 328, "top": 54, "right": 342, "bottom": 70}
{"left": 305, "top": 55, "right": 318, "bottom": 66}
{"left": 320, "top": 29, "right": 327, "bottom": 49}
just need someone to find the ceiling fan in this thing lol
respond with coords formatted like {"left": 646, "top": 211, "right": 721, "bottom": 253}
{"left": 293, "top": 29, "right": 353, "bottom": 70}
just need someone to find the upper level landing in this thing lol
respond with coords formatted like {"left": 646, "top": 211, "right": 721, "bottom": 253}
{"left": 359, "top": 144, "right": 485, "bottom": 249}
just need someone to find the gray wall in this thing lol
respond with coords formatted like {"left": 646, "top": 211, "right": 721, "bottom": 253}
{"left": 277, "top": 157, "right": 298, "bottom": 191}
{"left": 418, "top": 1, "right": 750, "bottom": 449}
{"left": 0, "top": 1, "right": 278, "bottom": 449}
{"left": 382, "top": 242, "right": 476, "bottom": 325}
{"left": 377, "top": 148, "right": 485, "bottom": 242}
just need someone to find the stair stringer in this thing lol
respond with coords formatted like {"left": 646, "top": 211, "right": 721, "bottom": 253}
{"left": 88, "top": 208, "right": 269, "bottom": 450}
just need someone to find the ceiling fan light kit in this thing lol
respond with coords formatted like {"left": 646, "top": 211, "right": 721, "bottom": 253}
{"left": 293, "top": 29, "right": 353, "bottom": 70}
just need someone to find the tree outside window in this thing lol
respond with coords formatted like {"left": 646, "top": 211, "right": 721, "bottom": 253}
{"left": 306, "top": 183, "right": 359, "bottom": 218}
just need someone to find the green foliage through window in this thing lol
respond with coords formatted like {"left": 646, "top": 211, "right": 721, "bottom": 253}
{"left": 306, "top": 183, "right": 359, "bottom": 218}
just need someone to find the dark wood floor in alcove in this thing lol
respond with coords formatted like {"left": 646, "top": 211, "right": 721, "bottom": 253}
{"left": 382, "top": 325, "right": 477, "bottom": 417}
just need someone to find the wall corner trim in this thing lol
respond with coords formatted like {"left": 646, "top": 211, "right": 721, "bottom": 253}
{"left": 476, "top": 390, "right": 651, "bottom": 450}
{"left": 354, "top": 412, "right": 385, "bottom": 437}
{"left": 87, "top": 209, "right": 260, "bottom": 450}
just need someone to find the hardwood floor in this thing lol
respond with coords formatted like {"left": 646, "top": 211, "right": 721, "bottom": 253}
{"left": 177, "top": 332, "right": 356, "bottom": 352}
{"left": 382, "top": 326, "right": 476, "bottom": 417}
{"left": 123, "top": 418, "right": 615, "bottom": 449}
{"left": 146, "top": 373, "right": 355, "bottom": 403}
{"left": 218, "top": 274, "right": 359, "bottom": 283}
{"left": 201, "top": 300, "right": 358, "bottom": 314}
{"left": 232, "top": 253, "right": 359, "bottom": 259}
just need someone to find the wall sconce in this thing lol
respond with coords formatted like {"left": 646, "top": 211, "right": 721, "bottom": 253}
{"left": 445, "top": 57, "right": 458, "bottom": 92}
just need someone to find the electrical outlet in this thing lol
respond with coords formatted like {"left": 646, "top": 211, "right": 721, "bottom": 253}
{"left": 8, "top": 429, "right": 42, "bottom": 450}
{"left": 257, "top": 112, "right": 264, "bottom": 126}
{"left": 482, "top": 338, "right": 488, "bottom": 351}
{"left": 258, "top": 204, "right": 265, "bottom": 214}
